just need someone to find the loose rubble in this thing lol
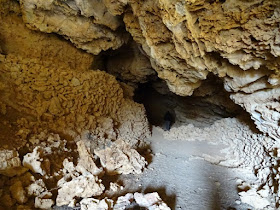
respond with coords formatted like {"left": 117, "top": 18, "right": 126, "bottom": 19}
{"left": 114, "top": 192, "right": 171, "bottom": 210}
{"left": 94, "top": 139, "right": 147, "bottom": 175}
{"left": 0, "top": 150, "right": 27, "bottom": 177}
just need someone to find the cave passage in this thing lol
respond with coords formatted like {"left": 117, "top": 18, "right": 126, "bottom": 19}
{"left": 134, "top": 79, "right": 242, "bottom": 129}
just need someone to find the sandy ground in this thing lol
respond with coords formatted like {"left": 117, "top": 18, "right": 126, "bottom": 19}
{"left": 118, "top": 127, "right": 256, "bottom": 210}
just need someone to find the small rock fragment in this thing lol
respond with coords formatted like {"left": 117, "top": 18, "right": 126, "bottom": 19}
{"left": 0, "top": 150, "right": 27, "bottom": 177}
{"left": 35, "top": 197, "right": 54, "bottom": 209}
{"left": 23, "top": 147, "right": 45, "bottom": 176}
{"left": 0, "top": 193, "right": 16, "bottom": 207}
{"left": 76, "top": 141, "right": 103, "bottom": 175}
{"left": 80, "top": 198, "right": 114, "bottom": 210}
{"left": 114, "top": 192, "right": 171, "bottom": 210}
{"left": 56, "top": 174, "right": 105, "bottom": 207}
{"left": 94, "top": 139, "right": 147, "bottom": 175}
{"left": 9, "top": 181, "right": 28, "bottom": 204}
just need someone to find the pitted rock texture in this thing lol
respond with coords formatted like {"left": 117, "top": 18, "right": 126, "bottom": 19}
{"left": 114, "top": 192, "right": 171, "bottom": 210}
{"left": 0, "top": 0, "right": 96, "bottom": 71}
{"left": 18, "top": 0, "right": 280, "bottom": 93}
{"left": 0, "top": 54, "right": 124, "bottom": 136}
{"left": 0, "top": 1, "right": 150, "bottom": 144}
{"left": 231, "top": 88, "right": 280, "bottom": 140}
{"left": 94, "top": 139, "right": 147, "bottom": 175}
{"left": 19, "top": 0, "right": 129, "bottom": 55}
{"left": 122, "top": 0, "right": 280, "bottom": 95}
{"left": 0, "top": 150, "right": 27, "bottom": 177}
{"left": 17, "top": 0, "right": 280, "bottom": 140}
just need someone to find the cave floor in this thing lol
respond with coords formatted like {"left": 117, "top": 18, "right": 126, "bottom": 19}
{"left": 119, "top": 127, "right": 256, "bottom": 210}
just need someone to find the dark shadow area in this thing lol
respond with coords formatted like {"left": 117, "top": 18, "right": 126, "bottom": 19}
{"left": 100, "top": 174, "right": 122, "bottom": 197}
{"left": 134, "top": 76, "right": 243, "bottom": 129}
{"left": 137, "top": 144, "right": 153, "bottom": 165}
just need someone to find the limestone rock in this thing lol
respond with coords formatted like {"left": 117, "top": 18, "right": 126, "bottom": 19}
{"left": 0, "top": 193, "right": 16, "bottom": 207}
{"left": 231, "top": 88, "right": 280, "bottom": 140}
{"left": 76, "top": 141, "right": 103, "bottom": 176}
{"left": 27, "top": 179, "right": 52, "bottom": 198}
{"left": 9, "top": 181, "right": 28, "bottom": 204}
{"left": 34, "top": 197, "right": 54, "bottom": 209}
{"left": 109, "top": 182, "right": 124, "bottom": 192}
{"left": 106, "top": 42, "right": 155, "bottom": 83}
{"left": 56, "top": 143, "right": 104, "bottom": 207}
{"left": 19, "top": 0, "right": 128, "bottom": 55}
{"left": 134, "top": 192, "right": 170, "bottom": 210}
{"left": 80, "top": 198, "right": 114, "bottom": 210}
{"left": 0, "top": 52, "right": 150, "bottom": 141}
{"left": 116, "top": 100, "right": 151, "bottom": 147}
{"left": 16, "top": 205, "right": 33, "bottom": 210}
{"left": 5, "top": 0, "right": 280, "bottom": 142}
{"left": 114, "top": 192, "right": 171, "bottom": 210}
{"left": 56, "top": 173, "right": 105, "bottom": 207}
{"left": 23, "top": 147, "right": 45, "bottom": 176}
{"left": 239, "top": 188, "right": 270, "bottom": 209}
{"left": 122, "top": 0, "right": 280, "bottom": 96}
{"left": 0, "top": 1, "right": 151, "bottom": 145}
{"left": 0, "top": 150, "right": 27, "bottom": 177}
{"left": 0, "top": 0, "right": 96, "bottom": 71}
{"left": 27, "top": 184, "right": 54, "bottom": 209}
{"left": 94, "top": 139, "right": 147, "bottom": 175}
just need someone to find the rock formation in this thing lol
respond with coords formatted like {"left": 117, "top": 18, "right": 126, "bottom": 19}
{"left": 15, "top": 0, "right": 280, "bottom": 141}
{"left": 1, "top": 0, "right": 280, "bottom": 209}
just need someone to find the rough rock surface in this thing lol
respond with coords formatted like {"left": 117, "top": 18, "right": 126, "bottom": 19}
{"left": 114, "top": 192, "right": 171, "bottom": 210}
{"left": 23, "top": 147, "right": 46, "bottom": 176}
{"left": 56, "top": 172, "right": 105, "bottom": 207}
{"left": 121, "top": 0, "right": 280, "bottom": 141}
{"left": 9, "top": 181, "right": 28, "bottom": 204}
{"left": 27, "top": 179, "right": 54, "bottom": 209}
{"left": 22, "top": 133, "right": 75, "bottom": 178}
{"left": 35, "top": 197, "right": 54, "bottom": 209}
{"left": 16, "top": 0, "right": 280, "bottom": 142}
{"left": 0, "top": 0, "right": 150, "bottom": 144}
{"left": 76, "top": 141, "right": 103, "bottom": 175}
{"left": 56, "top": 140, "right": 104, "bottom": 207}
{"left": 19, "top": 0, "right": 128, "bottom": 55}
{"left": 0, "top": 0, "right": 96, "bottom": 71}
{"left": 231, "top": 88, "right": 280, "bottom": 140}
{"left": 106, "top": 42, "right": 156, "bottom": 83}
{"left": 80, "top": 198, "right": 114, "bottom": 210}
{"left": 79, "top": 192, "right": 170, "bottom": 210}
{"left": 122, "top": 0, "right": 280, "bottom": 96}
{"left": 94, "top": 139, "right": 147, "bottom": 175}
{"left": 163, "top": 117, "right": 271, "bottom": 168}
{"left": 0, "top": 150, "right": 27, "bottom": 177}
{"left": 1, "top": 0, "right": 280, "bottom": 209}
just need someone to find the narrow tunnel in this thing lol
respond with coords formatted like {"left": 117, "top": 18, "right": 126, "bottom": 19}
{"left": 133, "top": 76, "right": 243, "bottom": 129}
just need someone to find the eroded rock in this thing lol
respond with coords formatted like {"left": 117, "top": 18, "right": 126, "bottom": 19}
{"left": 56, "top": 141, "right": 104, "bottom": 207}
{"left": 35, "top": 197, "right": 54, "bottom": 209}
{"left": 0, "top": 150, "right": 27, "bottom": 177}
{"left": 94, "top": 139, "right": 147, "bottom": 175}
{"left": 80, "top": 198, "right": 114, "bottom": 210}
{"left": 19, "top": 0, "right": 128, "bottom": 55}
{"left": 114, "top": 192, "right": 171, "bottom": 210}
{"left": 9, "top": 181, "right": 28, "bottom": 204}
{"left": 23, "top": 147, "right": 45, "bottom": 176}
{"left": 56, "top": 169, "right": 105, "bottom": 207}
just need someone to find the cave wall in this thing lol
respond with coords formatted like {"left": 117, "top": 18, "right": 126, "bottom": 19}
{"left": 0, "top": 0, "right": 150, "bottom": 146}
{"left": 14, "top": 0, "right": 280, "bottom": 140}
{"left": 0, "top": 1, "right": 280, "bottom": 209}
